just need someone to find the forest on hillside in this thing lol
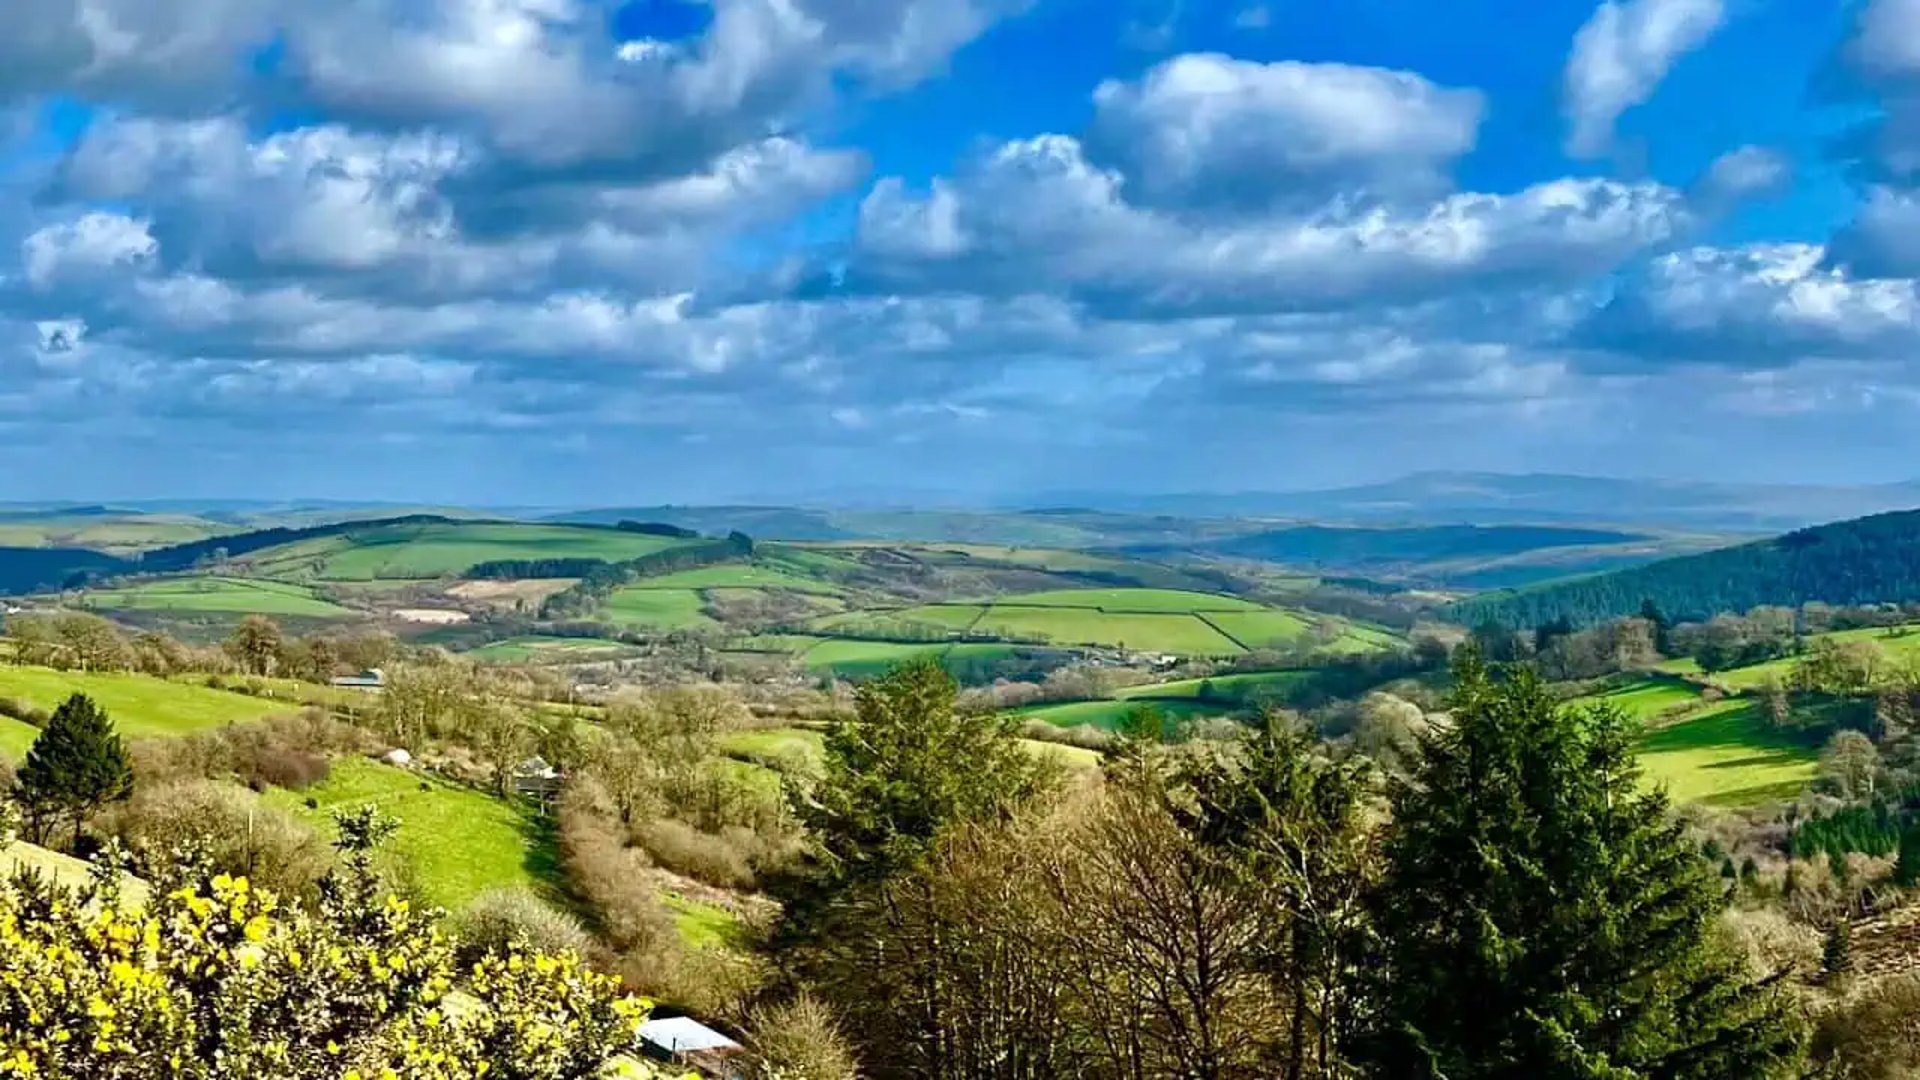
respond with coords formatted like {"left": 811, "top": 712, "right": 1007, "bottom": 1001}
{"left": 1451, "top": 509, "right": 1920, "bottom": 629}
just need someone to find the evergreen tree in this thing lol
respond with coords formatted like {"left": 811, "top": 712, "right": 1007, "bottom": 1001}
{"left": 1362, "top": 653, "right": 1804, "bottom": 1079}
{"left": 1821, "top": 920, "right": 1854, "bottom": 985}
{"left": 1895, "top": 826, "right": 1920, "bottom": 887}
{"left": 15, "top": 693, "right": 134, "bottom": 848}
{"left": 1639, "top": 598, "right": 1673, "bottom": 656}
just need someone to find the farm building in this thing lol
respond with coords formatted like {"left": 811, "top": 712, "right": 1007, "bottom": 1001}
{"left": 638, "top": 1016, "right": 745, "bottom": 1077}
{"left": 511, "top": 756, "right": 563, "bottom": 799}
{"left": 329, "top": 668, "right": 387, "bottom": 690}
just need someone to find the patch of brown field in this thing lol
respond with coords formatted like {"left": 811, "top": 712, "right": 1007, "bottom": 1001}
{"left": 1851, "top": 902, "right": 1920, "bottom": 980}
{"left": 446, "top": 578, "right": 581, "bottom": 607}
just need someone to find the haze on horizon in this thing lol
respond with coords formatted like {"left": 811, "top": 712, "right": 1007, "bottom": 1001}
{"left": 3, "top": 0, "right": 1918, "bottom": 506}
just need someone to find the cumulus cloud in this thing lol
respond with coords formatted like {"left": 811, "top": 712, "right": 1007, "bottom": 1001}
{"left": 1563, "top": 0, "right": 1725, "bottom": 158}
{"left": 1695, "top": 145, "right": 1791, "bottom": 204}
{"left": 1088, "top": 54, "right": 1484, "bottom": 211}
{"left": 836, "top": 133, "right": 1690, "bottom": 317}
{"left": 0, "top": 0, "right": 278, "bottom": 108}
{"left": 1582, "top": 244, "right": 1920, "bottom": 364}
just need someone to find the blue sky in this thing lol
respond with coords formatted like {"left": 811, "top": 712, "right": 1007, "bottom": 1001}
{"left": 2, "top": 0, "right": 1918, "bottom": 505}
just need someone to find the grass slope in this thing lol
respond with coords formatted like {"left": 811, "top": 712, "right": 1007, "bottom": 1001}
{"left": 245, "top": 521, "right": 694, "bottom": 581}
{"left": 973, "top": 607, "right": 1243, "bottom": 655}
{"left": 622, "top": 563, "right": 846, "bottom": 595}
{"left": 1567, "top": 676, "right": 1819, "bottom": 807}
{"left": 266, "top": 757, "right": 549, "bottom": 913}
{"left": 0, "top": 665, "right": 288, "bottom": 746}
{"left": 601, "top": 588, "right": 715, "bottom": 630}
{"left": 986, "top": 587, "right": 1266, "bottom": 612}
{"left": 467, "top": 636, "right": 640, "bottom": 663}
{"left": 1635, "top": 701, "right": 1820, "bottom": 807}
{"left": 78, "top": 576, "right": 353, "bottom": 617}
{"left": 1011, "top": 697, "right": 1232, "bottom": 731}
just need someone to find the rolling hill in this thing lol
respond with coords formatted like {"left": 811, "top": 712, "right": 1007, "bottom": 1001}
{"left": 1450, "top": 507, "right": 1920, "bottom": 628}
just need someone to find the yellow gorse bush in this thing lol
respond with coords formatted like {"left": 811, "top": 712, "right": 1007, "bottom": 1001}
{"left": 0, "top": 863, "right": 678, "bottom": 1080}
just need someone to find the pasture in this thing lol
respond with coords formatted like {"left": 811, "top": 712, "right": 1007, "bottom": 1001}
{"left": 1578, "top": 679, "right": 1705, "bottom": 721}
{"left": 0, "top": 716, "right": 36, "bottom": 759}
{"left": 600, "top": 588, "right": 716, "bottom": 630}
{"left": 974, "top": 606, "right": 1244, "bottom": 655}
{"left": 987, "top": 587, "right": 1267, "bottom": 613}
{"left": 77, "top": 576, "right": 354, "bottom": 618}
{"left": 1012, "top": 697, "right": 1233, "bottom": 731}
{"left": 244, "top": 521, "right": 694, "bottom": 580}
{"left": 1115, "top": 669, "right": 1309, "bottom": 702}
{"left": 266, "top": 757, "right": 550, "bottom": 913}
{"left": 1634, "top": 701, "right": 1821, "bottom": 807}
{"left": 0, "top": 665, "right": 289, "bottom": 744}
{"left": 624, "top": 563, "right": 846, "bottom": 595}
{"left": 468, "top": 636, "right": 640, "bottom": 663}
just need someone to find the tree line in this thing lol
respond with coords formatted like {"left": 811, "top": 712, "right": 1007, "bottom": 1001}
{"left": 770, "top": 655, "right": 1807, "bottom": 1078}
{"left": 1449, "top": 508, "right": 1920, "bottom": 629}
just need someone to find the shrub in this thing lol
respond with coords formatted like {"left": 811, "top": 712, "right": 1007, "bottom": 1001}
{"left": 457, "top": 887, "right": 594, "bottom": 961}
{"left": 101, "top": 780, "right": 332, "bottom": 901}
{"left": 745, "top": 994, "right": 860, "bottom": 1080}
{"left": 247, "top": 747, "right": 332, "bottom": 790}
{"left": 636, "top": 817, "right": 756, "bottom": 890}
{"left": 0, "top": 696, "right": 49, "bottom": 727}
{"left": 0, "top": 868, "right": 663, "bottom": 1079}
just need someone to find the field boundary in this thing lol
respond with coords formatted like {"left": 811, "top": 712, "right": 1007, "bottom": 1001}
{"left": 1195, "top": 611, "right": 1252, "bottom": 652}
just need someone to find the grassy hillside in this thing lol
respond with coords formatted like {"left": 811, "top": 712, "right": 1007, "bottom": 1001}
{"left": 233, "top": 521, "right": 698, "bottom": 581}
{"left": 264, "top": 757, "right": 552, "bottom": 913}
{"left": 75, "top": 576, "right": 354, "bottom": 617}
{"left": 1565, "top": 676, "right": 1820, "bottom": 807}
{"left": 1450, "top": 508, "right": 1920, "bottom": 628}
{"left": 0, "top": 665, "right": 290, "bottom": 750}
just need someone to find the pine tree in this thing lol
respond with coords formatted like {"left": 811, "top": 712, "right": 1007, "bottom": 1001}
{"left": 1821, "top": 920, "right": 1854, "bottom": 985}
{"left": 1362, "top": 653, "right": 1805, "bottom": 1079}
{"left": 15, "top": 694, "right": 134, "bottom": 849}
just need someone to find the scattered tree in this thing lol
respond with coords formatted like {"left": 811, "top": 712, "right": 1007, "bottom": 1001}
{"left": 15, "top": 693, "right": 134, "bottom": 848}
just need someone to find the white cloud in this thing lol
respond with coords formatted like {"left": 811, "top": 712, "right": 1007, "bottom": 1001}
{"left": 21, "top": 213, "right": 158, "bottom": 291}
{"left": 843, "top": 134, "right": 1690, "bottom": 316}
{"left": 1586, "top": 244, "right": 1920, "bottom": 362}
{"left": 1696, "top": 145, "right": 1790, "bottom": 203}
{"left": 1563, "top": 0, "right": 1725, "bottom": 158}
{"left": 1089, "top": 54, "right": 1484, "bottom": 211}
{"left": 1846, "top": 0, "right": 1920, "bottom": 80}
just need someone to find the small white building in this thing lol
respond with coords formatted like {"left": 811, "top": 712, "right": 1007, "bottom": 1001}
{"left": 330, "top": 668, "right": 388, "bottom": 691}
{"left": 639, "top": 1016, "right": 744, "bottom": 1077}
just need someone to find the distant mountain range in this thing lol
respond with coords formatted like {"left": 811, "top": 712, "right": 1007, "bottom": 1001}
{"left": 1021, "top": 472, "right": 1920, "bottom": 533}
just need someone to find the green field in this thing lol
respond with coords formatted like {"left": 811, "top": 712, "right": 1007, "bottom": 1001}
{"left": 1634, "top": 701, "right": 1820, "bottom": 807}
{"left": 1579, "top": 679, "right": 1705, "bottom": 721}
{"left": 623, "top": 563, "right": 846, "bottom": 595}
{"left": 988, "top": 588, "right": 1266, "bottom": 613}
{"left": 975, "top": 607, "right": 1244, "bottom": 655}
{"left": 1565, "top": 676, "right": 1819, "bottom": 807}
{"left": 243, "top": 521, "right": 694, "bottom": 581}
{"left": 1116, "top": 669, "right": 1309, "bottom": 702}
{"left": 1012, "top": 697, "right": 1235, "bottom": 731}
{"left": 814, "top": 605, "right": 987, "bottom": 635}
{"left": 0, "top": 716, "right": 37, "bottom": 759}
{"left": 0, "top": 665, "right": 289, "bottom": 748}
{"left": 467, "top": 636, "right": 640, "bottom": 663}
{"left": 78, "top": 576, "right": 354, "bottom": 617}
{"left": 601, "top": 588, "right": 716, "bottom": 630}
{"left": 266, "top": 757, "right": 548, "bottom": 912}
{"left": 799, "top": 639, "right": 949, "bottom": 678}
{"left": 1201, "top": 609, "right": 1312, "bottom": 648}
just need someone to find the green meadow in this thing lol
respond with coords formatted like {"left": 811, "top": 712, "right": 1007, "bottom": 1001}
{"left": 467, "top": 636, "right": 640, "bottom": 663}
{"left": 78, "top": 576, "right": 354, "bottom": 618}
{"left": 0, "top": 665, "right": 289, "bottom": 746}
{"left": 1011, "top": 697, "right": 1233, "bottom": 731}
{"left": 266, "top": 757, "right": 551, "bottom": 913}
{"left": 245, "top": 521, "right": 694, "bottom": 580}
{"left": 600, "top": 588, "right": 716, "bottom": 630}
{"left": 1633, "top": 700, "right": 1821, "bottom": 807}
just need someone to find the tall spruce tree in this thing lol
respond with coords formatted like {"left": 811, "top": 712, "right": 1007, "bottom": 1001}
{"left": 1362, "top": 653, "right": 1804, "bottom": 1079}
{"left": 16, "top": 693, "right": 134, "bottom": 849}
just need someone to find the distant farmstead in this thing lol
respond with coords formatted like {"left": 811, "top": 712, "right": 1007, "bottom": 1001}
{"left": 511, "top": 756, "right": 563, "bottom": 800}
{"left": 329, "top": 668, "right": 387, "bottom": 691}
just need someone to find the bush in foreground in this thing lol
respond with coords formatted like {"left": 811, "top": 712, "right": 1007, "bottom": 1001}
{"left": 0, "top": 810, "right": 682, "bottom": 1080}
